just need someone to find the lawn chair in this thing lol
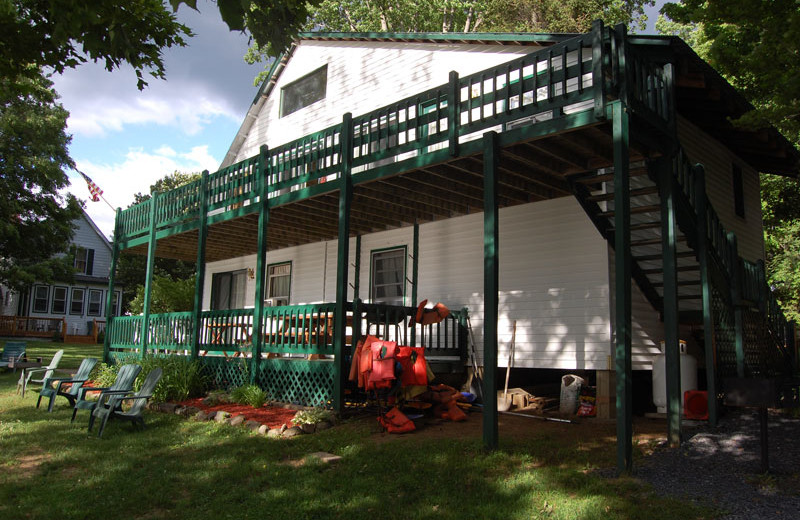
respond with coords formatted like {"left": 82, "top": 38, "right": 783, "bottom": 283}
{"left": 89, "top": 368, "right": 163, "bottom": 437}
{"left": 36, "top": 357, "right": 98, "bottom": 412}
{"left": 71, "top": 363, "right": 142, "bottom": 423}
{"left": 17, "top": 349, "right": 64, "bottom": 397}
{"left": 0, "top": 341, "right": 27, "bottom": 373}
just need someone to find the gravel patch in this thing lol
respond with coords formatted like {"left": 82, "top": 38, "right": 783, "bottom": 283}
{"left": 635, "top": 409, "right": 800, "bottom": 519}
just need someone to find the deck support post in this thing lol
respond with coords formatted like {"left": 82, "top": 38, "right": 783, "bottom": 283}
{"left": 694, "top": 165, "right": 718, "bottom": 425}
{"left": 252, "top": 147, "right": 271, "bottom": 382}
{"left": 729, "top": 233, "right": 745, "bottom": 377}
{"left": 334, "top": 113, "right": 354, "bottom": 413}
{"left": 448, "top": 71, "right": 460, "bottom": 156}
{"left": 482, "top": 130, "right": 499, "bottom": 450}
{"left": 658, "top": 159, "right": 682, "bottom": 447}
{"left": 191, "top": 171, "right": 210, "bottom": 361}
{"left": 140, "top": 192, "right": 160, "bottom": 359}
{"left": 411, "top": 222, "right": 419, "bottom": 346}
{"left": 612, "top": 100, "right": 633, "bottom": 473}
{"left": 103, "top": 208, "right": 122, "bottom": 363}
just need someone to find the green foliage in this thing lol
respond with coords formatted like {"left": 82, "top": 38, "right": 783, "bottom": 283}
{"left": 99, "top": 354, "right": 208, "bottom": 403}
{"left": 230, "top": 384, "right": 267, "bottom": 408}
{"left": 0, "top": 1, "right": 192, "bottom": 90}
{"left": 292, "top": 407, "right": 334, "bottom": 425}
{"left": 0, "top": 69, "right": 82, "bottom": 292}
{"left": 762, "top": 174, "right": 800, "bottom": 323}
{"left": 127, "top": 274, "right": 196, "bottom": 315}
{"left": 662, "top": 0, "right": 800, "bottom": 143}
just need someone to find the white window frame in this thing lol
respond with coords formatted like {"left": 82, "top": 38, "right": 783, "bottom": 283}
{"left": 370, "top": 247, "right": 407, "bottom": 305}
{"left": 266, "top": 262, "right": 291, "bottom": 306}
{"left": 70, "top": 288, "right": 85, "bottom": 315}
{"left": 33, "top": 285, "right": 49, "bottom": 313}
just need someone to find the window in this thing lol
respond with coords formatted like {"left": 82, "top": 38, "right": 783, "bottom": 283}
{"left": 732, "top": 164, "right": 745, "bottom": 218}
{"left": 371, "top": 247, "right": 406, "bottom": 305}
{"left": 267, "top": 262, "right": 291, "bottom": 306}
{"left": 87, "top": 289, "right": 102, "bottom": 316}
{"left": 211, "top": 270, "right": 247, "bottom": 310}
{"left": 33, "top": 286, "right": 49, "bottom": 313}
{"left": 111, "top": 291, "right": 121, "bottom": 316}
{"left": 70, "top": 288, "right": 85, "bottom": 315}
{"left": 280, "top": 65, "right": 327, "bottom": 117}
{"left": 52, "top": 287, "right": 67, "bottom": 314}
{"left": 74, "top": 247, "right": 95, "bottom": 275}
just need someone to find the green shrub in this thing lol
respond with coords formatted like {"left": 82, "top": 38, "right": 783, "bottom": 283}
{"left": 91, "top": 362, "right": 120, "bottom": 387}
{"left": 230, "top": 384, "right": 267, "bottom": 408}
{"left": 293, "top": 408, "right": 334, "bottom": 425}
{"left": 99, "top": 354, "right": 208, "bottom": 403}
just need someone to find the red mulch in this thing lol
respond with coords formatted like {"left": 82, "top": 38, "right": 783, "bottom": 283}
{"left": 176, "top": 398, "right": 297, "bottom": 429}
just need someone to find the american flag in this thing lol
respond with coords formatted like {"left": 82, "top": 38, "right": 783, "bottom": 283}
{"left": 79, "top": 171, "right": 103, "bottom": 202}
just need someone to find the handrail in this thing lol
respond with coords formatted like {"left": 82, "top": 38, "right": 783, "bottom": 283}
{"left": 120, "top": 23, "right": 684, "bottom": 241}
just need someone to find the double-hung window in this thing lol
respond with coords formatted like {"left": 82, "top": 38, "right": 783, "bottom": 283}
{"left": 267, "top": 262, "right": 291, "bottom": 306}
{"left": 370, "top": 248, "right": 406, "bottom": 305}
{"left": 70, "top": 288, "right": 85, "bottom": 315}
{"left": 52, "top": 287, "right": 67, "bottom": 314}
{"left": 33, "top": 286, "right": 49, "bottom": 313}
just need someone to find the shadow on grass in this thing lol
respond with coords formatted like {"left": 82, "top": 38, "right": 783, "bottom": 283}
{"left": 0, "top": 375, "right": 709, "bottom": 520}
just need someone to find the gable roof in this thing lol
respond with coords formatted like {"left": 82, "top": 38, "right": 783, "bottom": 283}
{"left": 79, "top": 208, "right": 112, "bottom": 253}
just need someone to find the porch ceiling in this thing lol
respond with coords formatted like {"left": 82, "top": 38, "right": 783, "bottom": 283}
{"left": 124, "top": 123, "right": 651, "bottom": 263}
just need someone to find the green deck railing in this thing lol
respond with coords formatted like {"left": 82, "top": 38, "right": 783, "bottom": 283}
{"left": 116, "top": 24, "right": 676, "bottom": 245}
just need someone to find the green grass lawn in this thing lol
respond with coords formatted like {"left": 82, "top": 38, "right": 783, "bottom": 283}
{"left": 0, "top": 341, "right": 715, "bottom": 520}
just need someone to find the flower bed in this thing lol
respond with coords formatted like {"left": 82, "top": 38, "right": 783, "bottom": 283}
{"left": 176, "top": 397, "right": 297, "bottom": 429}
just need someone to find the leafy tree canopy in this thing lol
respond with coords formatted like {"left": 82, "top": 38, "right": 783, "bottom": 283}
{"left": 0, "top": 69, "right": 82, "bottom": 292}
{"left": 662, "top": 0, "right": 800, "bottom": 143}
{"left": 128, "top": 274, "right": 196, "bottom": 314}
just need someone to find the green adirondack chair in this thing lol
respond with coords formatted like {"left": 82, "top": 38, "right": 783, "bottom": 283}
{"left": 18, "top": 349, "right": 64, "bottom": 397}
{"left": 37, "top": 357, "right": 98, "bottom": 412}
{"left": 89, "top": 367, "right": 163, "bottom": 437}
{"left": 0, "top": 341, "right": 27, "bottom": 372}
{"left": 71, "top": 363, "right": 142, "bottom": 423}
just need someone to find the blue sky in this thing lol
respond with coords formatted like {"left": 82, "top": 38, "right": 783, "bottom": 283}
{"left": 58, "top": 1, "right": 666, "bottom": 239}
{"left": 57, "top": 1, "right": 263, "bottom": 238}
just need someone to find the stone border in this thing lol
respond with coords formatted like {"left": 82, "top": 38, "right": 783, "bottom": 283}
{"left": 149, "top": 402, "right": 334, "bottom": 439}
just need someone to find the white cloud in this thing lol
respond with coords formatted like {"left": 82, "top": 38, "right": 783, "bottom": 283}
{"left": 69, "top": 145, "right": 221, "bottom": 238}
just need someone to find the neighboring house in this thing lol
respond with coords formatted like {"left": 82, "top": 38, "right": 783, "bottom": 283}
{"left": 1, "top": 209, "right": 122, "bottom": 339}
{"left": 107, "top": 24, "right": 798, "bottom": 462}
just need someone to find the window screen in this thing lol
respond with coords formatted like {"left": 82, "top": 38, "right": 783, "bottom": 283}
{"left": 371, "top": 248, "right": 406, "bottom": 305}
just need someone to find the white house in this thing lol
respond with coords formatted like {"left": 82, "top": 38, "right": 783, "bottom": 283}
{"left": 1, "top": 209, "right": 122, "bottom": 340}
{"left": 107, "top": 26, "right": 798, "bottom": 460}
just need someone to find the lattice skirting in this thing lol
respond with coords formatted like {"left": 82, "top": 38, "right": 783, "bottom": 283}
{"left": 199, "top": 357, "right": 334, "bottom": 407}
{"left": 712, "top": 285, "right": 737, "bottom": 378}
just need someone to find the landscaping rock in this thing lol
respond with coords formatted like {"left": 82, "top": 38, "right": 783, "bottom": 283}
{"left": 267, "top": 428, "right": 281, "bottom": 438}
{"left": 306, "top": 452, "right": 342, "bottom": 464}
{"left": 282, "top": 426, "right": 303, "bottom": 438}
{"left": 180, "top": 406, "right": 201, "bottom": 417}
{"left": 257, "top": 424, "right": 270, "bottom": 436}
{"left": 279, "top": 423, "right": 287, "bottom": 434}
{"left": 158, "top": 403, "right": 180, "bottom": 414}
{"left": 193, "top": 410, "right": 209, "bottom": 421}
{"left": 299, "top": 423, "right": 316, "bottom": 434}
{"left": 285, "top": 403, "right": 304, "bottom": 411}
{"left": 230, "top": 415, "right": 246, "bottom": 427}
{"left": 214, "top": 411, "right": 231, "bottom": 423}
{"left": 315, "top": 421, "right": 332, "bottom": 431}
{"left": 173, "top": 406, "right": 185, "bottom": 415}
{"left": 245, "top": 420, "right": 261, "bottom": 431}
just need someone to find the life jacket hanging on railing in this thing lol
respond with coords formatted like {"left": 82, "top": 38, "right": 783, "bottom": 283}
{"left": 411, "top": 300, "right": 451, "bottom": 326}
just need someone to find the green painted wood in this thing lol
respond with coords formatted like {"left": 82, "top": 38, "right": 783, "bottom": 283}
{"left": 694, "top": 165, "right": 718, "bottom": 426}
{"left": 448, "top": 71, "right": 460, "bottom": 156}
{"left": 591, "top": 20, "right": 606, "bottom": 121}
{"left": 729, "top": 232, "right": 745, "bottom": 377}
{"left": 612, "top": 99, "right": 633, "bottom": 473}
{"left": 658, "top": 158, "right": 682, "bottom": 447}
{"left": 333, "top": 112, "right": 354, "bottom": 413}
{"left": 141, "top": 192, "right": 160, "bottom": 359}
{"left": 411, "top": 223, "right": 419, "bottom": 346}
{"left": 191, "top": 171, "right": 210, "bottom": 360}
{"left": 251, "top": 146, "right": 271, "bottom": 381}
{"left": 483, "top": 130, "right": 499, "bottom": 450}
{"left": 103, "top": 208, "right": 122, "bottom": 364}
{"left": 354, "top": 235, "right": 361, "bottom": 302}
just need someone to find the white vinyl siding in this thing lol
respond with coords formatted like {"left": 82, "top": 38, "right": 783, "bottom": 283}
{"left": 206, "top": 197, "right": 614, "bottom": 371}
{"left": 678, "top": 117, "right": 764, "bottom": 262}
{"left": 233, "top": 41, "right": 543, "bottom": 163}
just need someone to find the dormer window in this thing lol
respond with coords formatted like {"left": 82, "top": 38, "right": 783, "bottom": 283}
{"left": 280, "top": 65, "right": 327, "bottom": 117}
